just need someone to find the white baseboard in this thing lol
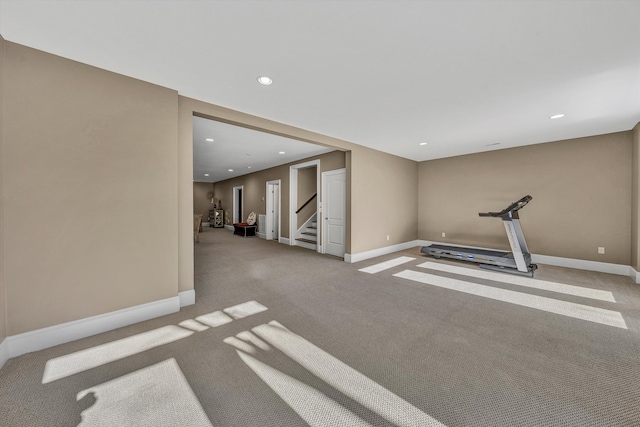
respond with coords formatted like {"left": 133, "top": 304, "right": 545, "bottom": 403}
{"left": 531, "top": 253, "right": 633, "bottom": 278}
{"left": 0, "top": 338, "right": 9, "bottom": 370}
{"left": 279, "top": 237, "right": 290, "bottom": 245}
{"left": 5, "top": 296, "right": 180, "bottom": 361}
{"left": 224, "top": 225, "right": 234, "bottom": 231}
{"left": 179, "top": 290, "right": 195, "bottom": 307}
{"left": 257, "top": 232, "right": 266, "bottom": 239}
{"left": 201, "top": 222, "right": 210, "bottom": 227}
{"left": 346, "top": 240, "right": 421, "bottom": 263}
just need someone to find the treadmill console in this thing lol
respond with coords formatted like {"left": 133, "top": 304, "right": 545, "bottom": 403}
{"left": 478, "top": 195, "right": 532, "bottom": 219}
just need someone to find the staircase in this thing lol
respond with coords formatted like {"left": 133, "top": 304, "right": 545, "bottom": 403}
{"left": 295, "top": 214, "right": 318, "bottom": 250}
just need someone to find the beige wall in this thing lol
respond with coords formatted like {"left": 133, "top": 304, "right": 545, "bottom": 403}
{"left": 193, "top": 182, "right": 214, "bottom": 222}
{"left": 350, "top": 146, "right": 419, "bottom": 252}
{"left": 632, "top": 123, "right": 640, "bottom": 269}
{"left": 419, "top": 131, "right": 633, "bottom": 264}
{"left": 0, "top": 36, "right": 7, "bottom": 346}
{"left": 213, "top": 151, "right": 344, "bottom": 239}
{"left": 3, "top": 42, "right": 180, "bottom": 335}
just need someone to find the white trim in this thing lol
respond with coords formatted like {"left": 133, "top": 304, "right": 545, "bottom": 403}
{"left": 0, "top": 338, "right": 9, "bottom": 370}
{"left": 289, "top": 165, "right": 295, "bottom": 246}
{"left": 346, "top": 240, "right": 421, "bottom": 263}
{"left": 179, "top": 290, "right": 196, "bottom": 307}
{"left": 266, "top": 179, "right": 282, "bottom": 242}
{"left": 532, "top": 254, "right": 636, "bottom": 279}
{"left": 279, "top": 237, "right": 290, "bottom": 245}
{"left": 632, "top": 267, "right": 640, "bottom": 284}
{"left": 315, "top": 164, "right": 321, "bottom": 254}
{"left": 4, "top": 296, "right": 180, "bottom": 360}
{"left": 224, "top": 224, "right": 234, "bottom": 231}
{"left": 257, "top": 232, "right": 266, "bottom": 239}
{"left": 201, "top": 222, "right": 210, "bottom": 227}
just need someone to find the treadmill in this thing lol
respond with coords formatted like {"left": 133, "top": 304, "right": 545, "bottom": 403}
{"left": 421, "top": 195, "right": 537, "bottom": 277}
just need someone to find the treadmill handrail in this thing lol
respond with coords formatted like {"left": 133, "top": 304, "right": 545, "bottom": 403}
{"left": 478, "top": 195, "right": 532, "bottom": 218}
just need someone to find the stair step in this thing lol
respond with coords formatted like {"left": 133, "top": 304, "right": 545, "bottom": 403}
{"left": 302, "top": 231, "right": 317, "bottom": 236}
{"left": 296, "top": 238, "right": 317, "bottom": 245}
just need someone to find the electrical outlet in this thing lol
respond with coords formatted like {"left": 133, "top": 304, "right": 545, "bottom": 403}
{"left": 442, "top": 232, "right": 446, "bottom": 238}
{"left": 386, "top": 235, "right": 390, "bottom": 241}
{"left": 598, "top": 247, "right": 605, "bottom": 254}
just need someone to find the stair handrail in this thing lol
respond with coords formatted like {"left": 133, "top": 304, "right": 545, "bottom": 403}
{"left": 295, "top": 193, "right": 317, "bottom": 214}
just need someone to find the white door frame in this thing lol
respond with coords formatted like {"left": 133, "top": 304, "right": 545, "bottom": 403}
{"left": 266, "top": 179, "right": 281, "bottom": 241}
{"left": 232, "top": 185, "right": 243, "bottom": 224}
{"left": 322, "top": 168, "right": 346, "bottom": 258}
{"left": 289, "top": 159, "right": 320, "bottom": 251}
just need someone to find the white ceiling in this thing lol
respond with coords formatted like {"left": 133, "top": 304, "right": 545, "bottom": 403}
{"left": 193, "top": 117, "right": 333, "bottom": 183}
{"left": 1, "top": 0, "right": 639, "bottom": 163}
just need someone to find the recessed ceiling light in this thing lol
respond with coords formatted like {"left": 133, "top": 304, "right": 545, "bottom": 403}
{"left": 279, "top": 151, "right": 285, "bottom": 154}
{"left": 247, "top": 166, "right": 251, "bottom": 169}
{"left": 550, "top": 114, "right": 565, "bottom": 119}
{"left": 419, "top": 142, "right": 428, "bottom": 146}
{"left": 204, "top": 173, "right": 209, "bottom": 177}
{"left": 205, "top": 138, "right": 214, "bottom": 142}
{"left": 257, "top": 76, "right": 273, "bottom": 85}
{"left": 228, "top": 169, "right": 234, "bottom": 172}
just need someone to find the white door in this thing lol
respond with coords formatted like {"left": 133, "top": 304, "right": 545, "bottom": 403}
{"left": 322, "top": 169, "right": 346, "bottom": 257}
{"left": 266, "top": 181, "right": 280, "bottom": 240}
{"left": 273, "top": 184, "right": 280, "bottom": 239}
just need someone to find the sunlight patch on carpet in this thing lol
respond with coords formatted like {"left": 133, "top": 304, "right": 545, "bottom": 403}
{"left": 42, "top": 326, "right": 193, "bottom": 384}
{"left": 417, "top": 261, "right": 616, "bottom": 302}
{"left": 394, "top": 269, "right": 627, "bottom": 329}
{"left": 77, "top": 358, "right": 212, "bottom": 427}
{"left": 224, "top": 300, "right": 268, "bottom": 319}
{"left": 358, "top": 256, "right": 416, "bottom": 274}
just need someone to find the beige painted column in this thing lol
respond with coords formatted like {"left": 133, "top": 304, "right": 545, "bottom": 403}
{"left": 0, "top": 35, "right": 7, "bottom": 347}
{"left": 178, "top": 98, "right": 195, "bottom": 293}
{"left": 632, "top": 123, "right": 640, "bottom": 270}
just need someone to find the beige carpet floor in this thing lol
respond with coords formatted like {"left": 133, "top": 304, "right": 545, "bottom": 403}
{"left": 1, "top": 227, "right": 639, "bottom": 426}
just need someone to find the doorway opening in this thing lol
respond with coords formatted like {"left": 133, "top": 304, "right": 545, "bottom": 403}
{"left": 289, "top": 160, "right": 320, "bottom": 252}
{"left": 233, "top": 186, "right": 243, "bottom": 224}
